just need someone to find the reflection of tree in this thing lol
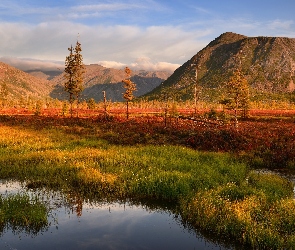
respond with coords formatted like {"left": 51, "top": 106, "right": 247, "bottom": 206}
{"left": 0, "top": 193, "right": 49, "bottom": 236}
{"left": 66, "top": 192, "right": 84, "bottom": 217}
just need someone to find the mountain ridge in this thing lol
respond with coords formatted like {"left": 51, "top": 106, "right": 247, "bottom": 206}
{"left": 144, "top": 32, "right": 295, "bottom": 101}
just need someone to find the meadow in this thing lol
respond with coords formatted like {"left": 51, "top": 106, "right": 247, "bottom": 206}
{"left": 0, "top": 110, "right": 295, "bottom": 248}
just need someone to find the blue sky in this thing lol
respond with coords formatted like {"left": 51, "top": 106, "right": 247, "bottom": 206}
{"left": 0, "top": 0, "right": 294, "bottom": 72}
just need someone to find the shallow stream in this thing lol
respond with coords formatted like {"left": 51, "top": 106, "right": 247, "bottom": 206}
{"left": 0, "top": 180, "right": 231, "bottom": 250}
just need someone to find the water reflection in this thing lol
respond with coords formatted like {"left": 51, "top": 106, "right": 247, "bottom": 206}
{"left": 0, "top": 180, "right": 230, "bottom": 250}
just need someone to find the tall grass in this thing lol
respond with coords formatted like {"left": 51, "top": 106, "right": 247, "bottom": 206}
{"left": 180, "top": 174, "right": 295, "bottom": 248}
{"left": 0, "top": 116, "right": 294, "bottom": 248}
{"left": 0, "top": 193, "right": 49, "bottom": 235}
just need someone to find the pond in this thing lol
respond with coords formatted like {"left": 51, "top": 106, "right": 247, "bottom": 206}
{"left": 0, "top": 180, "right": 231, "bottom": 250}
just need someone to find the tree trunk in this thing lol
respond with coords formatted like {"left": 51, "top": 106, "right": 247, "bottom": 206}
{"left": 126, "top": 101, "right": 129, "bottom": 119}
{"left": 194, "top": 85, "right": 197, "bottom": 116}
{"left": 70, "top": 94, "right": 73, "bottom": 118}
{"left": 234, "top": 108, "right": 238, "bottom": 129}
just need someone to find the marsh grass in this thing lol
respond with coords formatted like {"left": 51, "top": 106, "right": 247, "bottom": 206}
{"left": 0, "top": 193, "right": 49, "bottom": 235}
{"left": 180, "top": 173, "right": 295, "bottom": 248}
{"left": 0, "top": 116, "right": 294, "bottom": 248}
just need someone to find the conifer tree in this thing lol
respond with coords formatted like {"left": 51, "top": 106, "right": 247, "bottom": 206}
{"left": 224, "top": 68, "right": 250, "bottom": 128}
{"left": 122, "top": 67, "right": 136, "bottom": 119}
{"left": 64, "top": 40, "right": 85, "bottom": 117}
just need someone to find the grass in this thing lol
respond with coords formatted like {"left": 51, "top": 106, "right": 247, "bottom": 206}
{"left": 0, "top": 193, "right": 49, "bottom": 235}
{"left": 181, "top": 174, "right": 295, "bottom": 249}
{"left": 0, "top": 115, "right": 294, "bottom": 248}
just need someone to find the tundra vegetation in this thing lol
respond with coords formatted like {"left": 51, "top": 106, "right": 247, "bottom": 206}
{"left": 0, "top": 113, "right": 294, "bottom": 249}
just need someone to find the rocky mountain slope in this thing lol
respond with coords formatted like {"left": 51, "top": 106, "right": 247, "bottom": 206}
{"left": 0, "top": 62, "right": 54, "bottom": 101}
{"left": 144, "top": 32, "right": 295, "bottom": 101}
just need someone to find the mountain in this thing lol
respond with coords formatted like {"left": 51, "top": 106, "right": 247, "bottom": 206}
{"left": 25, "top": 70, "right": 63, "bottom": 80}
{"left": 0, "top": 62, "right": 54, "bottom": 101}
{"left": 49, "top": 64, "right": 170, "bottom": 101}
{"left": 0, "top": 61, "right": 170, "bottom": 103}
{"left": 144, "top": 32, "right": 295, "bottom": 101}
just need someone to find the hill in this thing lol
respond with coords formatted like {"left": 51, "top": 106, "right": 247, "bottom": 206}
{"left": 49, "top": 64, "right": 170, "bottom": 101}
{"left": 144, "top": 32, "right": 295, "bottom": 102}
{"left": 0, "top": 62, "right": 54, "bottom": 102}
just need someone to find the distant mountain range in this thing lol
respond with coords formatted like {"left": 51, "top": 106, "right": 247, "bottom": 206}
{"left": 47, "top": 64, "right": 170, "bottom": 102}
{"left": 144, "top": 32, "right": 295, "bottom": 101}
{"left": 0, "top": 62, "right": 170, "bottom": 102}
{"left": 1, "top": 32, "right": 295, "bottom": 104}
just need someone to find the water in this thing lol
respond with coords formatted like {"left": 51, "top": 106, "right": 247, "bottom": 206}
{"left": 0, "top": 180, "right": 230, "bottom": 250}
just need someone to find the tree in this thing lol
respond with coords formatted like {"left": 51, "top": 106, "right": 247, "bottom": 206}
{"left": 87, "top": 98, "right": 96, "bottom": 110}
{"left": 223, "top": 69, "right": 250, "bottom": 128}
{"left": 64, "top": 40, "right": 85, "bottom": 117}
{"left": 34, "top": 100, "right": 43, "bottom": 116}
{"left": 122, "top": 67, "right": 136, "bottom": 119}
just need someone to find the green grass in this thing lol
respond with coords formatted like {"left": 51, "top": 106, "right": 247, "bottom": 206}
{"left": 0, "top": 116, "right": 294, "bottom": 248}
{"left": 0, "top": 193, "right": 49, "bottom": 235}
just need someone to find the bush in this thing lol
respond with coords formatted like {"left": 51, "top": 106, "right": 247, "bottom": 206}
{"left": 186, "top": 128, "right": 249, "bottom": 152}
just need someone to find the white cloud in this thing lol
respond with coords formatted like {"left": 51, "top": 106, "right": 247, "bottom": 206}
{"left": 0, "top": 21, "right": 205, "bottom": 71}
{"left": 0, "top": 56, "right": 179, "bottom": 73}
{"left": 193, "top": 6, "right": 212, "bottom": 15}
{"left": 268, "top": 19, "right": 294, "bottom": 30}
{"left": 71, "top": 3, "right": 141, "bottom": 13}
{"left": 130, "top": 57, "right": 180, "bottom": 72}
{"left": 0, "top": 0, "right": 164, "bottom": 23}
{"left": 97, "top": 60, "right": 126, "bottom": 69}
{"left": 0, "top": 57, "right": 64, "bottom": 71}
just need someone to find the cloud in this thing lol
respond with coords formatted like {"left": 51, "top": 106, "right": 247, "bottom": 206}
{"left": 1, "top": 1, "right": 295, "bottom": 74}
{"left": 130, "top": 57, "right": 180, "bottom": 72}
{"left": 268, "top": 19, "right": 294, "bottom": 30}
{"left": 0, "top": 57, "right": 64, "bottom": 71}
{"left": 0, "top": 56, "right": 179, "bottom": 73}
{"left": 0, "top": 0, "right": 163, "bottom": 23}
{"left": 0, "top": 21, "right": 205, "bottom": 71}
{"left": 71, "top": 2, "right": 143, "bottom": 13}
{"left": 193, "top": 6, "right": 212, "bottom": 15}
{"left": 97, "top": 61, "right": 126, "bottom": 69}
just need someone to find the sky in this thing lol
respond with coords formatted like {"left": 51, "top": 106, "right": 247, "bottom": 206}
{"left": 0, "top": 0, "right": 295, "bottom": 72}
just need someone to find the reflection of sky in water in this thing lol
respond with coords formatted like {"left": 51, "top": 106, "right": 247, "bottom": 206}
{"left": 0, "top": 180, "right": 24, "bottom": 194}
{"left": 0, "top": 181, "right": 230, "bottom": 250}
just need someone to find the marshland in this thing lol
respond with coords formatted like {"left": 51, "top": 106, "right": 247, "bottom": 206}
{"left": 0, "top": 110, "right": 295, "bottom": 249}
